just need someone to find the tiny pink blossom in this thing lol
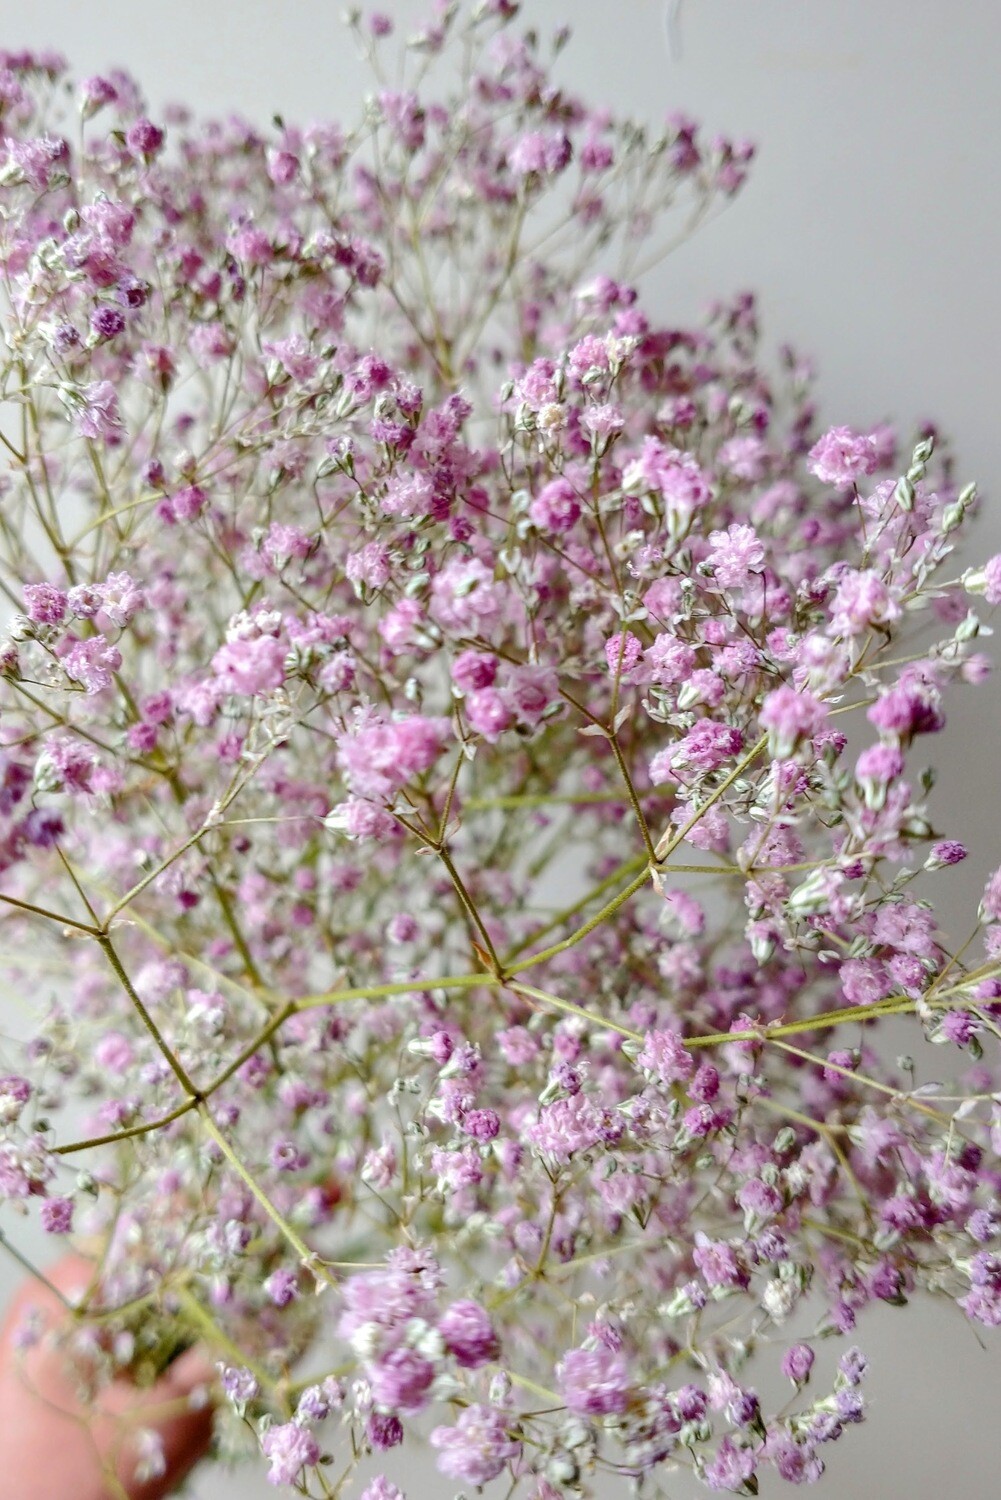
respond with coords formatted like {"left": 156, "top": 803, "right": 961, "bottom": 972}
{"left": 706, "top": 523, "right": 765, "bottom": 588}
{"left": 558, "top": 1344, "right": 631, "bottom": 1416}
{"left": 983, "top": 555, "right": 1001, "bottom": 605}
{"left": 637, "top": 1028, "right": 695, "bottom": 1086}
{"left": 807, "top": 426, "right": 879, "bottom": 486}
{"left": 74, "top": 380, "right": 122, "bottom": 442}
{"left": 529, "top": 476, "right": 581, "bottom": 533}
{"left": 212, "top": 636, "right": 286, "bottom": 696}
{"left": 759, "top": 684, "right": 828, "bottom": 756}
{"left": 507, "top": 129, "right": 572, "bottom": 177}
{"left": 439, "top": 1299, "right": 500, "bottom": 1368}
{"left": 604, "top": 631, "right": 643, "bottom": 677}
{"left": 465, "top": 687, "right": 514, "bottom": 742}
{"left": 62, "top": 637, "right": 122, "bottom": 694}
{"left": 23, "top": 583, "right": 67, "bottom": 625}
{"left": 430, "top": 1405, "right": 519, "bottom": 1487}
{"left": 830, "top": 568, "right": 901, "bottom": 636}
{"left": 261, "top": 1422, "right": 319, "bottom": 1486}
{"left": 623, "top": 437, "right": 712, "bottom": 521}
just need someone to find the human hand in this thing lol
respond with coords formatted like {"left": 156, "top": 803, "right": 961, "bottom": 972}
{"left": 0, "top": 1255, "right": 215, "bottom": 1500}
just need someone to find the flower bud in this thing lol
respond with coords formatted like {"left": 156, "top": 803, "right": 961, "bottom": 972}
{"left": 893, "top": 475, "right": 915, "bottom": 512}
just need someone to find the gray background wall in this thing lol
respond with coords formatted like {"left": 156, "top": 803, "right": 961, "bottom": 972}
{"left": 0, "top": 2, "right": 998, "bottom": 1494}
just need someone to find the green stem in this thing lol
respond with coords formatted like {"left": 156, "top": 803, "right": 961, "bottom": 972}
{"left": 505, "top": 867, "right": 651, "bottom": 977}
{"left": 201, "top": 1000, "right": 298, "bottom": 1094}
{"left": 295, "top": 970, "right": 495, "bottom": 1009}
{"left": 508, "top": 980, "right": 641, "bottom": 1042}
{"left": 0, "top": 890, "right": 97, "bottom": 935}
{"left": 502, "top": 853, "right": 647, "bottom": 964}
{"left": 208, "top": 868, "right": 265, "bottom": 988}
{"left": 0, "top": 1229, "right": 73, "bottom": 1309}
{"left": 97, "top": 933, "right": 199, "bottom": 1097}
{"left": 174, "top": 1285, "right": 277, "bottom": 1397}
{"left": 436, "top": 842, "right": 503, "bottom": 973}
{"left": 198, "top": 1104, "right": 334, "bottom": 1283}
{"left": 653, "top": 734, "right": 769, "bottom": 863}
{"left": 683, "top": 997, "right": 918, "bottom": 1050}
{"left": 53, "top": 1097, "right": 199, "bottom": 1156}
{"left": 608, "top": 732, "right": 658, "bottom": 865}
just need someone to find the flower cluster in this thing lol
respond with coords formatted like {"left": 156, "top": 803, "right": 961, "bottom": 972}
{"left": 0, "top": 7, "right": 997, "bottom": 1497}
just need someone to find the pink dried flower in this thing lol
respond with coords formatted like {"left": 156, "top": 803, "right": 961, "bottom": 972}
{"left": 706, "top": 523, "right": 765, "bottom": 588}
{"left": 830, "top": 568, "right": 901, "bottom": 636}
{"left": 74, "top": 379, "right": 121, "bottom": 441}
{"left": 430, "top": 1404, "right": 520, "bottom": 1486}
{"left": 558, "top": 1344, "right": 631, "bottom": 1416}
{"left": 261, "top": 1422, "right": 319, "bottom": 1486}
{"left": 637, "top": 1028, "right": 695, "bottom": 1086}
{"left": 0, "top": 22, "right": 992, "bottom": 1497}
{"left": 808, "top": 426, "right": 879, "bottom": 486}
{"left": 439, "top": 1299, "right": 500, "bottom": 1368}
{"left": 529, "top": 477, "right": 581, "bottom": 533}
{"left": 759, "top": 684, "right": 828, "bottom": 756}
{"left": 39, "top": 1196, "right": 73, "bottom": 1233}
{"left": 623, "top": 437, "right": 712, "bottom": 523}
{"left": 125, "top": 117, "right": 165, "bottom": 157}
{"left": 23, "top": 583, "right": 67, "bottom": 625}
{"left": 212, "top": 636, "right": 286, "bottom": 696}
{"left": 62, "top": 637, "right": 122, "bottom": 694}
{"left": 508, "top": 129, "right": 572, "bottom": 178}
{"left": 369, "top": 1347, "right": 436, "bottom": 1413}
{"left": 360, "top": 1481, "right": 405, "bottom": 1500}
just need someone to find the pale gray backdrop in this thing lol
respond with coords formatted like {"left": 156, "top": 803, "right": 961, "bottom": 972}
{"left": 0, "top": 2, "right": 998, "bottom": 1495}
